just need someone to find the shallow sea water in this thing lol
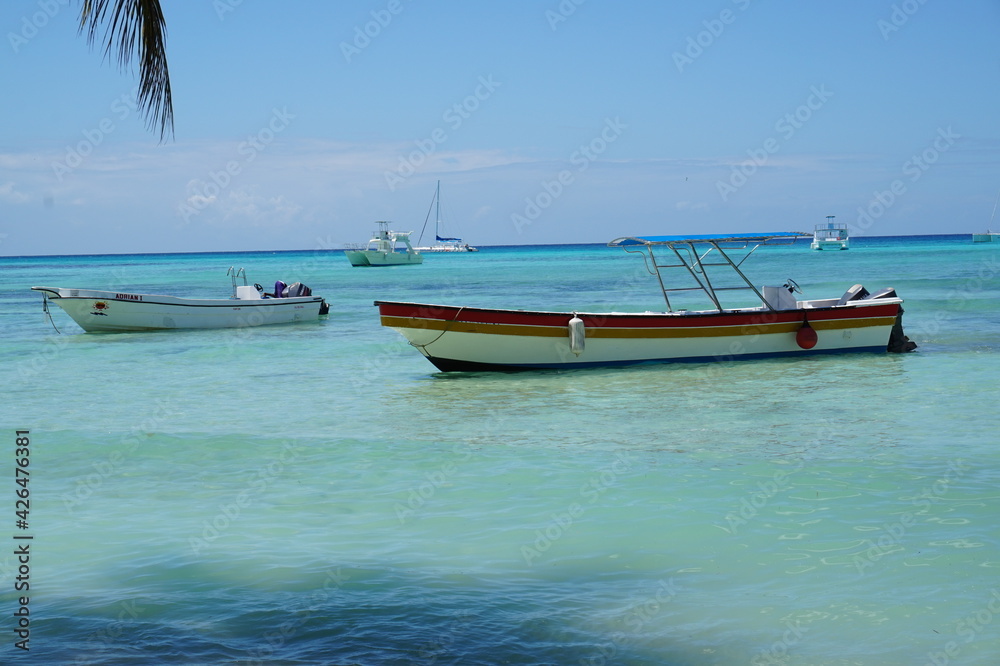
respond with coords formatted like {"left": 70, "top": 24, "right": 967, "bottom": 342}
{"left": 2, "top": 235, "right": 999, "bottom": 664}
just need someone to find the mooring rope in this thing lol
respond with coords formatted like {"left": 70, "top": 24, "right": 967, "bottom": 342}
{"left": 42, "top": 295, "right": 61, "bottom": 334}
{"left": 414, "top": 306, "right": 465, "bottom": 352}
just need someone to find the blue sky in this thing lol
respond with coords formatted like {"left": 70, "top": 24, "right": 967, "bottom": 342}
{"left": 2, "top": 0, "right": 999, "bottom": 255}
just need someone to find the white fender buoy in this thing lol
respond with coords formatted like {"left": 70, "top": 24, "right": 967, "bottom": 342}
{"left": 568, "top": 315, "right": 585, "bottom": 356}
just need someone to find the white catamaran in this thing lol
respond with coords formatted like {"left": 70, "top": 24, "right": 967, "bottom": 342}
{"left": 811, "top": 215, "right": 850, "bottom": 250}
{"left": 344, "top": 221, "right": 424, "bottom": 266}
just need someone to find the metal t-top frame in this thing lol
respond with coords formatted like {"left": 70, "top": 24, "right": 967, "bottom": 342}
{"left": 607, "top": 232, "right": 810, "bottom": 313}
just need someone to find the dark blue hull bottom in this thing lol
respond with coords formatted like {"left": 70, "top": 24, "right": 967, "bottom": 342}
{"left": 426, "top": 345, "right": 890, "bottom": 373}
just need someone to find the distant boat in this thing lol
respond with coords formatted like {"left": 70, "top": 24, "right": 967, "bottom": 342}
{"left": 811, "top": 215, "right": 849, "bottom": 250}
{"left": 31, "top": 267, "right": 328, "bottom": 332}
{"left": 344, "top": 221, "right": 423, "bottom": 267}
{"left": 414, "top": 181, "right": 478, "bottom": 253}
{"left": 973, "top": 191, "right": 1000, "bottom": 242}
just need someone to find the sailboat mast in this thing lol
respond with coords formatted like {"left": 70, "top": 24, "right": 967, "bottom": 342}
{"left": 435, "top": 180, "right": 441, "bottom": 238}
{"left": 989, "top": 188, "right": 1000, "bottom": 230}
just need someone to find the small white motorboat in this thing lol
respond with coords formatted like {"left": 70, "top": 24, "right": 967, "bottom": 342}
{"left": 376, "top": 232, "right": 916, "bottom": 372}
{"left": 32, "top": 267, "right": 329, "bottom": 333}
{"left": 344, "top": 221, "right": 423, "bottom": 266}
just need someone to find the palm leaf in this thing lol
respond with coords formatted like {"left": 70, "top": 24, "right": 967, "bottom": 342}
{"left": 79, "top": 0, "right": 173, "bottom": 141}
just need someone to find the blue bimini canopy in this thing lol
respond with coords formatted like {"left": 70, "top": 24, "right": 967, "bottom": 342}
{"left": 608, "top": 232, "right": 810, "bottom": 246}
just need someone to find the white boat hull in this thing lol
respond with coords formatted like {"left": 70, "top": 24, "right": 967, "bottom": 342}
{"left": 811, "top": 239, "right": 849, "bottom": 250}
{"left": 344, "top": 250, "right": 424, "bottom": 266}
{"left": 376, "top": 297, "right": 909, "bottom": 372}
{"left": 32, "top": 287, "right": 327, "bottom": 332}
{"left": 413, "top": 244, "right": 478, "bottom": 253}
{"left": 345, "top": 222, "right": 424, "bottom": 266}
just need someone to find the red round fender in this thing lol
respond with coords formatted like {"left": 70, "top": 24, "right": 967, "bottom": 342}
{"left": 796, "top": 317, "right": 818, "bottom": 349}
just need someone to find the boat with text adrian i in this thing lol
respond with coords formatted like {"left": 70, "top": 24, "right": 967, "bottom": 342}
{"left": 32, "top": 267, "right": 328, "bottom": 332}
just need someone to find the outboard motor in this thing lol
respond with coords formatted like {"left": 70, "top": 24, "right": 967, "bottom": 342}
{"left": 865, "top": 287, "right": 898, "bottom": 300}
{"left": 887, "top": 307, "right": 917, "bottom": 353}
{"left": 837, "top": 284, "right": 870, "bottom": 305}
{"left": 285, "top": 282, "right": 312, "bottom": 297}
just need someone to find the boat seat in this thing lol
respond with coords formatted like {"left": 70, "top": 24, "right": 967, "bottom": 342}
{"left": 761, "top": 285, "right": 798, "bottom": 310}
{"left": 235, "top": 285, "right": 262, "bottom": 300}
{"left": 837, "top": 284, "right": 869, "bottom": 305}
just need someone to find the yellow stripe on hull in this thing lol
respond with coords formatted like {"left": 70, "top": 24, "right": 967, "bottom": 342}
{"left": 379, "top": 315, "right": 896, "bottom": 339}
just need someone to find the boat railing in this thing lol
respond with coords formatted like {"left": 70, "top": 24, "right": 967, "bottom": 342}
{"left": 611, "top": 233, "right": 809, "bottom": 313}
{"left": 814, "top": 225, "right": 848, "bottom": 239}
{"left": 227, "top": 267, "right": 248, "bottom": 298}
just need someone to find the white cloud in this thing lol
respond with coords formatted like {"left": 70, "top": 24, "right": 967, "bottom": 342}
{"left": 675, "top": 200, "right": 708, "bottom": 211}
{"left": 0, "top": 181, "right": 30, "bottom": 204}
{"left": 221, "top": 188, "right": 302, "bottom": 227}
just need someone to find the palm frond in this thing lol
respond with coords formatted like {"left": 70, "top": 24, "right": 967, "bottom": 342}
{"left": 79, "top": 0, "right": 173, "bottom": 142}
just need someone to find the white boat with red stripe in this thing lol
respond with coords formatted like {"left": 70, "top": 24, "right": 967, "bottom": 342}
{"left": 376, "top": 232, "right": 916, "bottom": 372}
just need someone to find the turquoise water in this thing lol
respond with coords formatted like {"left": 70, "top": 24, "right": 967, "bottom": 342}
{"left": 1, "top": 236, "right": 999, "bottom": 664}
